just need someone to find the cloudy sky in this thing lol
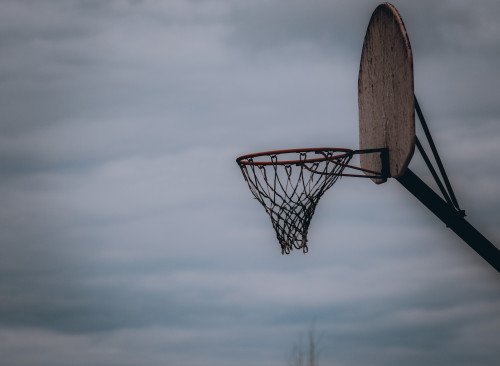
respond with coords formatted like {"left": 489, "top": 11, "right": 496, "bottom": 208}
{"left": 1, "top": 1, "right": 500, "bottom": 365}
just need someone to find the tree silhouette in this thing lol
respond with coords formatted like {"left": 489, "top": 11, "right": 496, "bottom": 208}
{"left": 288, "top": 323, "right": 321, "bottom": 366}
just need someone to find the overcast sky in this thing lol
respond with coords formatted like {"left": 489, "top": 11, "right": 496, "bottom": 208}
{"left": 1, "top": 1, "right": 500, "bottom": 365}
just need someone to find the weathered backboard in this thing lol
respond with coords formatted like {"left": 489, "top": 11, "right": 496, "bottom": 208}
{"left": 358, "top": 2, "right": 415, "bottom": 183}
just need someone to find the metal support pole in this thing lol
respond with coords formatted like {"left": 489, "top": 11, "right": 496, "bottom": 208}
{"left": 397, "top": 168, "right": 500, "bottom": 273}
{"left": 415, "top": 97, "right": 461, "bottom": 210}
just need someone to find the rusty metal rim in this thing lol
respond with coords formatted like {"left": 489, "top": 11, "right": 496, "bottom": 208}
{"left": 236, "top": 147, "right": 353, "bottom": 166}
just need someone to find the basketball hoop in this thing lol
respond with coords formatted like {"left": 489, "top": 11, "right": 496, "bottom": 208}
{"left": 236, "top": 148, "right": 387, "bottom": 254}
{"left": 234, "top": 2, "right": 500, "bottom": 272}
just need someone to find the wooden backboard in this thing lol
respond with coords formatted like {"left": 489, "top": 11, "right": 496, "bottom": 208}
{"left": 358, "top": 2, "right": 415, "bottom": 183}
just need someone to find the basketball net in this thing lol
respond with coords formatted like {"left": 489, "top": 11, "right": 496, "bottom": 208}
{"left": 238, "top": 150, "right": 352, "bottom": 254}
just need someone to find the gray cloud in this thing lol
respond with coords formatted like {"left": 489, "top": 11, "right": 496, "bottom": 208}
{"left": 1, "top": 1, "right": 500, "bottom": 365}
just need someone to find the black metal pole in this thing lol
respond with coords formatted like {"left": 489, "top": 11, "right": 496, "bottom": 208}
{"left": 397, "top": 168, "right": 500, "bottom": 273}
{"left": 415, "top": 97, "right": 461, "bottom": 210}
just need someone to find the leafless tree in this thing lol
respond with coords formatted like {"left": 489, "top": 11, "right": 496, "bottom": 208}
{"left": 288, "top": 323, "right": 322, "bottom": 366}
